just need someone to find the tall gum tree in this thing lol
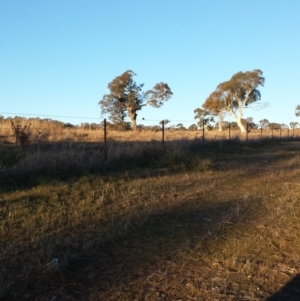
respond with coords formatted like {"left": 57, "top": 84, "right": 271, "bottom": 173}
{"left": 99, "top": 70, "right": 173, "bottom": 131}
{"left": 295, "top": 105, "right": 300, "bottom": 117}
{"left": 202, "top": 90, "right": 227, "bottom": 131}
{"left": 203, "top": 69, "right": 265, "bottom": 133}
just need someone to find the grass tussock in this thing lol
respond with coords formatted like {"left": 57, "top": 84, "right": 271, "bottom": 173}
{"left": 1, "top": 137, "right": 300, "bottom": 300}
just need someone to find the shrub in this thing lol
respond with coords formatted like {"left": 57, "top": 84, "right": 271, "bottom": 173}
{"left": 11, "top": 121, "right": 31, "bottom": 147}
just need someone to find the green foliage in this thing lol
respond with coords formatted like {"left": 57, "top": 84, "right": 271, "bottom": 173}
{"left": 290, "top": 121, "right": 299, "bottom": 129}
{"left": 115, "top": 121, "right": 132, "bottom": 131}
{"left": 259, "top": 119, "right": 269, "bottom": 129}
{"left": 175, "top": 123, "right": 186, "bottom": 130}
{"left": 229, "top": 122, "right": 239, "bottom": 129}
{"left": 203, "top": 69, "right": 265, "bottom": 132}
{"left": 159, "top": 119, "right": 170, "bottom": 125}
{"left": 194, "top": 108, "right": 214, "bottom": 129}
{"left": 188, "top": 124, "right": 198, "bottom": 131}
{"left": 269, "top": 122, "right": 281, "bottom": 130}
{"left": 202, "top": 90, "right": 227, "bottom": 131}
{"left": 243, "top": 117, "right": 257, "bottom": 130}
{"left": 295, "top": 105, "right": 300, "bottom": 117}
{"left": 99, "top": 70, "right": 173, "bottom": 131}
{"left": 64, "top": 123, "right": 75, "bottom": 128}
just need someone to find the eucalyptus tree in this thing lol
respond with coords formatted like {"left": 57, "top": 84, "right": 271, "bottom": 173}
{"left": 99, "top": 70, "right": 173, "bottom": 131}
{"left": 175, "top": 123, "right": 186, "bottom": 130}
{"left": 290, "top": 121, "right": 299, "bottom": 129}
{"left": 259, "top": 119, "right": 269, "bottom": 129}
{"left": 159, "top": 119, "right": 170, "bottom": 126}
{"left": 188, "top": 124, "right": 198, "bottom": 131}
{"left": 202, "top": 90, "right": 227, "bottom": 131}
{"left": 203, "top": 69, "right": 265, "bottom": 133}
{"left": 295, "top": 105, "right": 300, "bottom": 117}
{"left": 269, "top": 122, "right": 281, "bottom": 130}
{"left": 194, "top": 108, "right": 214, "bottom": 131}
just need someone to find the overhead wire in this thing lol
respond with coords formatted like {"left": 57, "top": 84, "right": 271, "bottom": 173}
{"left": 0, "top": 112, "right": 197, "bottom": 123}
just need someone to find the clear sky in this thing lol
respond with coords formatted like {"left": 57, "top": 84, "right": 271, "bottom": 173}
{"left": 1, "top": 0, "right": 299, "bottom": 128}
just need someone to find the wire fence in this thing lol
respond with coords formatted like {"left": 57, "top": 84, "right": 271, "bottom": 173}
{"left": 1, "top": 118, "right": 300, "bottom": 144}
{"left": 1, "top": 112, "right": 300, "bottom": 164}
{"left": 1, "top": 122, "right": 300, "bottom": 164}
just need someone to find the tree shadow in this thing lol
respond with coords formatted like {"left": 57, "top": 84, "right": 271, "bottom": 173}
{"left": 1, "top": 138, "right": 296, "bottom": 194}
{"left": 1, "top": 195, "right": 259, "bottom": 300}
{"left": 2, "top": 139, "right": 299, "bottom": 299}
{"left": 266, "top": 274, "right": 300, "bottom": 301}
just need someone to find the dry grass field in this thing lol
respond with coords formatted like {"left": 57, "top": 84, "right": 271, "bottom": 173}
{"left": 1, "top": 130, "right": 300, "bottom": 300}
{"left": 1, "top": 126, "right": 299, "bottom": 145}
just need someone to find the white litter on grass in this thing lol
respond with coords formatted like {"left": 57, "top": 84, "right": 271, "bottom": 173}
{"left": 47, "top": 258, "right": 60, "bottom": 270}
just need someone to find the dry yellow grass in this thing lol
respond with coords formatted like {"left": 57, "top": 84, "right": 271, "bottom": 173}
{"left": 2, "top": 125, "right": 300, "bottom": 145}
{"left": 1, "top": 136, "right": 300, "bottom": 300}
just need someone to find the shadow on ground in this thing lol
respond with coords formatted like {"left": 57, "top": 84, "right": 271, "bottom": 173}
{"left": 266, "top": 275, "right": 300, "bottom": 301}
{"left": 1, "top": 139, "right": 300, "bottom": 300}
{"left": 1, "top": 138, "right": 299, "bottom": 194}
{"left": 1, "top": 194, "right": 259, "bottom": 300}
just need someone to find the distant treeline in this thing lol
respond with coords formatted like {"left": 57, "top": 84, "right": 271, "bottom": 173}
{"left": 0, "top": 115, "right": 297, "bottom": 132}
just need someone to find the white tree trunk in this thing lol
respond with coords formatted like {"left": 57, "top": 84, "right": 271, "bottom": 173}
{"left": 218, "top": 120, "right": 222, "bottom": 131}
{"left": 217, "top": 111, "right": 227, "bottom": 132}
{"left": 236, "top": 118, "right": 246, "bottom": 133}
{"left": 218, "top": 113, "right": 223, "bottom": 131}
{"left": 228, "top": 108, "right": 246, "bottom": 133}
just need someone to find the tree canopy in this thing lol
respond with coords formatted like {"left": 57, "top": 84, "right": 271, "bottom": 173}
{"left": 159, "top": 119, "right": 170, "bottom": 126}
{"left": 290, "top": 122, "right": 299, "bottom": 129}
{"left": 259, "top": 119, "right": 269, "bottom": 129}
{"left": 203, "top": 69, "right": 265, "bottom": 132}
{"left": 194, "top": 108, "right": 214, "bottom": 131}
{"left": 202, "top": 90, "right": 227, "bottom": 131}
{"left": 99, "top": 70, "right": 173, "bottom": 131}
{"left": 295, "top": 105, "right": 300, "bottom": 117}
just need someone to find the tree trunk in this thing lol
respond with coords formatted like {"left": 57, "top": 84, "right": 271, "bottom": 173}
{"left": 218, "top": 112, "right": 225, "bottom": 131}
{"left": 218, "top": 119, "right": 223, "bottom": 131}
{"left": 236, "top": 118, "right": 246, "bottom": 133}
{"left": 128, "top": 110, "right": 137, "bottom": 131}
{"left": 228, "top": 109, "right": 246, "bottom": 133}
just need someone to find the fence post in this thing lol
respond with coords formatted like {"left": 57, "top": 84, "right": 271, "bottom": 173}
{"left": 228, "top": 123, "right": 231, "bottom": 141}
{"left": 260, "top": 126, "right": 263, "bottom": 140}
{"left": 293, "top": 127, "right": 295, "bottom": 138}
{"left": 202, "top": 120, "right": 205, "bottom": 142}
{"left": 104, "top": 118, "right": 107, "bottom": 161}
{"left": 246, "top": 123, "right": 249, "bottom": 142}
{"left": 287, "top": 127, "right": 289, "bottom": 138}
{"left": 162, "top": 120, "right": 165, "bottom": 145}
{"left": 279, "top": 125, "right": 281, "bottom": 139}
{"left": 271, "top": 126, "right": 274, "bottom": 139}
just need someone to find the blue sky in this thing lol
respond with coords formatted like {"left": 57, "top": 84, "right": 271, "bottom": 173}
{"left": 1, "top": 0, "right": 299, "bottom": 128}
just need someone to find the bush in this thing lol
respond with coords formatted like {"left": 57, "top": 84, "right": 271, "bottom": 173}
{"left": 11, "top": 121, "right": 31, "bottom": 147}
